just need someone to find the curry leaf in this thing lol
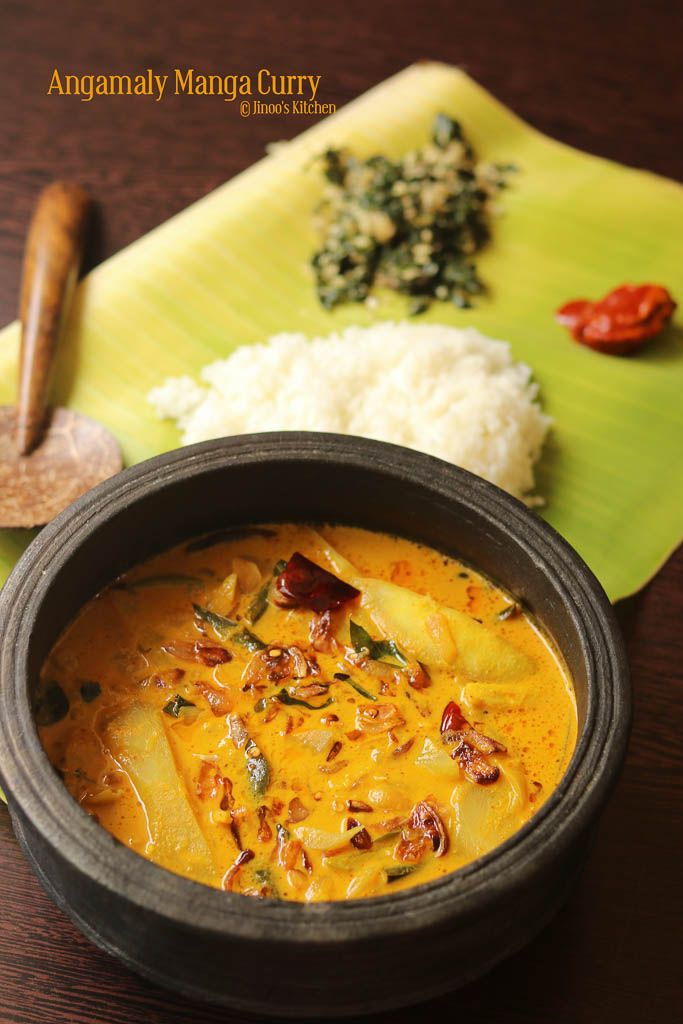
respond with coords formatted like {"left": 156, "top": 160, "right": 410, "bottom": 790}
{"left": 246, "top": 583, "right": 270, "bottom": 625}
{"left": 254, "top": 867, "right": 280, "bottom": 898}
{"left": 334, "top": 671, "right": 376, "bottom": 701}
{"left": 163, "top": 694, "right": 196, "bottom": 718}
{"left": 193, "top": 604, "right": 265, "bottom": 650}
{"left": 276, "top": 688, "right": 333, "bottom": 711}
{"left": 349, "top": 620, "right": 408, "bottom": 666}
{"left": 193, "top": 603, "right": 236, "bottom": 636}
{"left": 231, "top": 627, "right": 267, "bottom": 652}
{"left": 385, "top": 864, "right": 420, "bottom": 882}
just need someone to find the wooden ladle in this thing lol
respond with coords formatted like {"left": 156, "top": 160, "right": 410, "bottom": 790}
{"left": 0, "top": 182, "right": 122, "bottom": 528}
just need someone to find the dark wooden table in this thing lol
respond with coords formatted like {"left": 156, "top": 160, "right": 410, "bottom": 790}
{"left": 1, "top": 2, "right": 681, "bottom": 1021}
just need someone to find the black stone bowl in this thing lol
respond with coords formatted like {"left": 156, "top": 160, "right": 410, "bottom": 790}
{"left": 0, "top": 433, "right": 630, "bottom": 1017}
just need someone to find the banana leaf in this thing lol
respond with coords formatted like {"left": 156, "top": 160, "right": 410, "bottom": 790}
{"left": 0, "top": 62, "right": 681, "bottom": 603}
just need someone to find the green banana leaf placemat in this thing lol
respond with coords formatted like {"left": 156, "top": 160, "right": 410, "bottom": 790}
{"left": 0, "top": 62, "right": 681, "bottom": 602}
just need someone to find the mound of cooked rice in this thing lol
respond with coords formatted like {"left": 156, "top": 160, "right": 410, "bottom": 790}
{"left": 148, "top": 322, "right": 550, "bottom": 503}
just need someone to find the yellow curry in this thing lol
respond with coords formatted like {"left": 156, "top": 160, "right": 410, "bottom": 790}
{"left": 38, "top": 524, "right": 577, "bottom": 901}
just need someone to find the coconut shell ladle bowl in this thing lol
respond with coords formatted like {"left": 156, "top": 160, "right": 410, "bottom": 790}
{"left": 0, "top": 182, "right": 122, "bottom": 528}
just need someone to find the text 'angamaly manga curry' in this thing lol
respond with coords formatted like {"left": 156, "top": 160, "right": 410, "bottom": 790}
{"left": 38, "top": 524, "right": 577, "bottom": 902}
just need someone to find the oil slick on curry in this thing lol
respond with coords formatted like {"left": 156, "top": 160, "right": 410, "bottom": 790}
{"left": 38, "top": 524, "right": 577, "bottom": 902}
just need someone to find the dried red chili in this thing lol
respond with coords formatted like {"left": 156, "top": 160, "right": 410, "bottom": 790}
{"left": 161, "top": 639, "right": 231, "bottom": 666}
{"left": 556, "top": 283, "right": 676, "bottom": 355}
{"left": 256, "top": 805, "right": 273, "bottom": 842}
{"left": 440, "top": 700, "right": 466, "bottom": 734}
{"left": 395, "top": 799, "right": 449, "bottom": 861}
{"left": 450, "top": 738, "right": 501, "bottom": 785}
{"left": 286, "top": 796, "right": 310, "bottom": 823}
{"left": 440, "top": 700, "right": 506, "bottom": 785}
{"left": 347, "top": 816, "right": 372, "bottom": 850}
{"left": 309, "top": 609, "right": 339, "bottom": 653}
{"left": 195, "top": 761, "right": 222, "bottom": 800}
{"left": 221, "top": 848, "right": 254, "bottom": 891}
{"left": 347, "top": 799, "right": 373, "bottom": 813}
{"left": 274, "top": 552, "right": 360, "bottom": 612}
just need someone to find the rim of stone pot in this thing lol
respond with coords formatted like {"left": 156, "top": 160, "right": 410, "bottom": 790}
{"left": 0, "top": 433, "right": 631, "bottom": 943}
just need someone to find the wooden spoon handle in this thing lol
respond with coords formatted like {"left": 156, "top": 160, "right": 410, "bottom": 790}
{"left": 16, "top": 182, "right": 91, "bottom": 455}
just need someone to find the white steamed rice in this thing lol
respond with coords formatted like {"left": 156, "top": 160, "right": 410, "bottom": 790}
{"left": 148, "top": 322, "right": 551, "bottom": 502}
